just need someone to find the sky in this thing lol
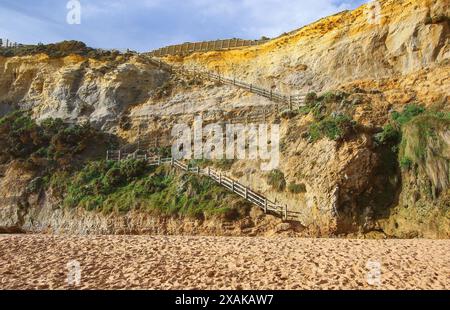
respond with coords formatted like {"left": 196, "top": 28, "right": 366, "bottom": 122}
{"left": 0, "top": 0, "right": 369, "bottom": 52}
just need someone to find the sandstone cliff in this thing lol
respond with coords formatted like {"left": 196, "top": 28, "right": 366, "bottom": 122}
{"left": 0, "top": 54, "right": 169, "bottom": 129}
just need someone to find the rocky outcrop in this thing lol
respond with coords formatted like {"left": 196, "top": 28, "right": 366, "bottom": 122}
{"left": 0, "top": 54, "right": 170, "bottom": 129}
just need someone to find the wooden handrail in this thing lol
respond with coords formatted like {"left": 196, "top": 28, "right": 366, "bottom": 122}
{"left": 148, "top": 57, "right": 308, "bottom": 109}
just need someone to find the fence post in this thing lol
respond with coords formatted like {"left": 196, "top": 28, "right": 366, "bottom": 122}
{"left": 264, "top": 199, "right": 268, "bottom": 214}
{"left": 250, "top": 84, "right": 253, "bottom": 92}
{"left": 270, "top": 89, "right": 273, "bottom": 101}
{"left": 219, "top": 173, "right": 222, "bottom": 184}
{"left": 106, "top": 150, "right": 109, "bottom": 161}
{"left": 118, "top": 150, "right": 121, "bottom": 161}
{"left": 245, "top": 187, "right": 248, "bottom": 199}
{"left": 171, "top": 158, "right": 174, "bottom": 166}
{"left": 285, "top": 205, "right": 288, "bottom": 221}
{"left": 232, "top": 181, "right": 235, "bottom": 192}
{"left": 208, "top": 167, "right": 211, "bottom": 176}
{"left": 158, "top": 156, "right": 161, "bottom": 165}
{"left": 289, "top": 96, "right": 293, "bottom": 110}
{"left": 197, "top": 167, "right": 200, "bottom": 175}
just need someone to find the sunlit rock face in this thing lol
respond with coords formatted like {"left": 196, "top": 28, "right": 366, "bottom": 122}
{"left": 0, "top": 54, "right": 170, "bottom": 129}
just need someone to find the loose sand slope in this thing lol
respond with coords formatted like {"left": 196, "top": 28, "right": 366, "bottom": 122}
{"left": 0, "top": 235, "right": 448, "bottom": 290}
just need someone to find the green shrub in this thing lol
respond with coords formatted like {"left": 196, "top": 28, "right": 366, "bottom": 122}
{"left": 400, "top": 157, "right": 413, "bottom": 170}
{"left": 391, "top": 104, "right": 425, "bottom": 126}
{"left": 267, "top": 169, "right": 286, "bottom": 192}
{"left": 322, "top": 91, "right": 337, "bottom": 104}
{"left": 425, "top": 15, "right": 450, "bottom": 24}
{"left": 308, "top": 114, "right": 355, "bottom": 142}
{"left": 118, "top": 159, "right": 148, "bottom": 180}
{"left": 304, "top": 92, "right": 317, "bottom": 105}
{"left": 0, "top": 111, "right": 103, "bottom": 167}
{"left": 288, "top": 182, "right": 307, "bottom": 194}
{"left": 280, "top": 109, "right": 297, "bottom": 119}
{"left": 0, "top": 40, "right": 125, "bottom": 61}
{"left": 27, "top": 177, "right": 46, "bottom": 194}
{"left": 374, "top": 124, "right": 401, "bottom": 146}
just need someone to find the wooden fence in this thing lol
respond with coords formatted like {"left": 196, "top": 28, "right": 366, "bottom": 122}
{"left": 148, "top": 38, "right": 268, "bottom": 57}
{"left": 105, "top": 152, "right": 302, "bottom": 222}
{"left": 147, "top": 58, "right": 307, "bottom": 110}
{"left": 0, "top": 39, "right": 20, "bottom": 48}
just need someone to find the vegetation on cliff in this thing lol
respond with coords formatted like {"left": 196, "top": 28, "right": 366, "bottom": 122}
{"left": 49, "top": 161, "right": 250, "bottom": 220}
{"left": 0, "top": 111, "right": 250, "bottom": 221}
{"left": 375, "top": 104, "right": 450, "bottom": 198}
{"left": 0, "top": 40, "right": 134, "bottom": 60}
{"left": 371, "top": 104, "right": 450, "bottom": 238}
{"left": 300, "top": 91, "right": 357, "bottom": 143}
{"left": 0, "top": 111, "right": 107, "bottom": 169}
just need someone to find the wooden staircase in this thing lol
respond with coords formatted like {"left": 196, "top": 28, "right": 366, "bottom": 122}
{"left": 148, "top": 57, "right": 307, "bottom": 110}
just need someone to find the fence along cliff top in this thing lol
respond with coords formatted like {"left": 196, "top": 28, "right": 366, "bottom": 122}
{"left": 147, "top": 38, "right": 269, "bottom": 57}
{"left": 0, "top": 39, "right": 21, "bottom": 48}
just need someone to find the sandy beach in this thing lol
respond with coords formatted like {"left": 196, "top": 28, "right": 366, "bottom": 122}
{"left": 0, "top": 235, "right": 448, "bottom": 290}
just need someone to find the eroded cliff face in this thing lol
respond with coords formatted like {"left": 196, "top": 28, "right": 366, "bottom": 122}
{"left": 0, "top": 54, "right": 169, "bottom": 129}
